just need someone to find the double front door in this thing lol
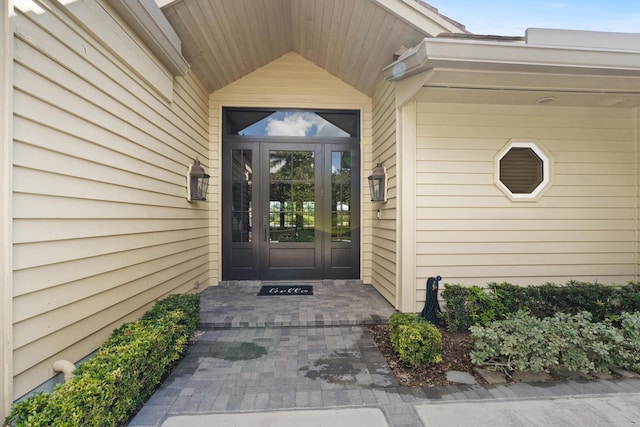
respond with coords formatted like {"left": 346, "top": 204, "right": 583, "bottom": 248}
{"left": 222, "top": 138, "right": 360, "bottom": 280}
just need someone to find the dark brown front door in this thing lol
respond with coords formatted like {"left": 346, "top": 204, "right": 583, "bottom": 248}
{"left": 222, "top": 110, "right": 360, "bottom": 280}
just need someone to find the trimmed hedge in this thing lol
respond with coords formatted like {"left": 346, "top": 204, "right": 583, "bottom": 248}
{"left": 4, "top": 294, "right": 200, "bottom": 427}
{"left": 442, "top": 281, "right": 640, "bottom": 331}
{"left": 470, "top": 310, "right": 640, "bottom": 375}
{"left": 389, "top": 313, "right": 442, "bottom": 367}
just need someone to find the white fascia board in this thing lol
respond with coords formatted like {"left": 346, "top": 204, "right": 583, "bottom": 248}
{"left": 1, "top": 0, "right": 13, "bottom": 416}
{"left": 527, "top": 28, "right": 640, "bottom": 52}
{"left": 373, "top": 0, "right": 467, "bottom": 36}
{"left": 107, "top": 0, "right": 189, "bottom": 76}
{"left": 154, "top": 0, "right": 176, "bottom": 7}
{"left": 384, "top": 37, "right": 640, "bottom": 82}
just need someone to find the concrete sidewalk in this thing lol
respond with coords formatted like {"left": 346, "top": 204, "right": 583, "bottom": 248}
{"left": 127, "top": 282, "right": 640, "bottom": 427}
{"left": 154, "top": 393, "right": 640, "bottom": 427}
{"left": 161, "top": 408, "right": 389, "bottom": 427}
{"left": 415, "top": 394, "right": 640, "bottom": 426}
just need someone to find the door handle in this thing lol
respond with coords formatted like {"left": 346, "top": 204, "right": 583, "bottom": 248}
{"left": 263, "top": 216, "right": 268, "bottom": 242}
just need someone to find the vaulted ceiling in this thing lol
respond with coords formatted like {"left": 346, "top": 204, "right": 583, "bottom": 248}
{"left": 159, "top": 0, "right": 466, "bottom": 96}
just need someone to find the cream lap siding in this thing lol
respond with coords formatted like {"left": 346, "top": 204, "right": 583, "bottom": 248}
{"left": 414, "top": 102, "right": 637, "bottom": 310}
{"left": 637, "top": 107, "right": 640, "bottom": 279}
{"left": 210, "top": 52, "right": 373, "bottom": 108}
{"left": 371, "top": 80, "right": 397, "bottom": 305}
{"left": 210, "top": 51, "right": 373, "bottom": 284}
{"left": 11, "top": 1, "right": 209, "bottom": 398}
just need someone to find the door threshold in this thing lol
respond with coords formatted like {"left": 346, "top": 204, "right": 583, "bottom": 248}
{"left": 218, "top": 279, "right": 364, "bottom": 286}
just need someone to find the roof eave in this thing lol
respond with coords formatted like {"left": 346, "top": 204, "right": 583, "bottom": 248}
{"left": 383, "top": 36, "right": 640, "bottom": 82}
{"left": 108, "top": 0, "right": 190, "bottom": 76}
{"left": 372, "top": 0, "right": 468, "bottom": 36}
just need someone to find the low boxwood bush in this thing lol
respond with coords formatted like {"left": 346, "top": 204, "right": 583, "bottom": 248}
{"left": 469, "top": 310, "right": 640, "bottom": 376}
{"left": 4, "top": 293, "right": 200, "bottom": 427}
{"left": 443, "top": 281, "right": 640, "bottom": 331}
{"left": 389, "top": 313, "right": 442, "bottom": 367}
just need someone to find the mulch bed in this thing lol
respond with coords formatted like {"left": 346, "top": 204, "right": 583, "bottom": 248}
{"left": 369, "top": 324, "right": 486, "bottom": 386}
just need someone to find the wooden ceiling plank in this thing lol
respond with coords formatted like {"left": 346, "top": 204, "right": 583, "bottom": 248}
{"left": 191, "top": 0, "right": 238, "bottom": 90}
{"left": 337, "top": 0, "right": 373, "bottom": 85}
{"left": 315, "top": 0, "right": 335, "bottom": 66}
{"left": 308, "top": 0, "right": 328, "bottom": 64}
{"left": 351, "top": 5, "right": 390, "bottom": 91}
{"left": 282, "top": 0, "right": 294, "bottom": 52}
{"left": 321, "top": 0, "right": 345, "bottom": 75}
{"left": 219, "top": 0, "right": 254, "bottom": 77}
{"left": 276, "top": 0, "right": 295, "bottom": 57}
{"left": 289, "top": 0, "right": 302, "bottom": 54}
{"left": 169, "top": 1, "right": 230, "bottom": 92}
{"left": 264, "top": 0, "right": 292, "bottom": 62}
{"left": 239, "top": 0, "right": 267, "bottom": 68}
{"left": 326, "top": 0, "right": 356, "bottom": 76}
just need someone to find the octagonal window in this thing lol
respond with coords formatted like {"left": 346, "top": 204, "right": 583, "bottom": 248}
{"left": 495, "top": 141, "right": 550, "bottom": 200}
{"left": 500, "top": 148, "right": 542, "bottom": 193}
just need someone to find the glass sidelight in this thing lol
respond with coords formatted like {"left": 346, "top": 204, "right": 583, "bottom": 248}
{"left": 231, "top": 149, "right": 253, "bottom": 243}
{"left": 331, "top": 151, "right": 352, "bottom": 242}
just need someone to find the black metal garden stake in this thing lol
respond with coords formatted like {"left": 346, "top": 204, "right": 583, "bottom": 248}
{"left": 421, "top": 275, "right": 442, "bottom": 325}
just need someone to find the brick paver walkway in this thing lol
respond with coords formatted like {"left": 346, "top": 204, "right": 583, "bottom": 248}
{"left": 128, "top": 282, "right": 640, "bottom": 427}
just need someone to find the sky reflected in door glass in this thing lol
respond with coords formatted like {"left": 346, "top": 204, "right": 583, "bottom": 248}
{"left": 240, "top": 111, "right": 349, "bottom": 137}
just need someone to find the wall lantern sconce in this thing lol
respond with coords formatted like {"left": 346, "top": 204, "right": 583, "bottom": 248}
{"left": 187, "top": 159, "right": 210, "bottom": 202}
{"left": 368, "top": 162, "right": 388, "bottom": 202}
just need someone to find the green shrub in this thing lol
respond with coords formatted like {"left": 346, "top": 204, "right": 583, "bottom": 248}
{"left": 441, "top": 285, "right": 496, "bottom": 331}
{"left": 614, "top": 312, "right": 640, "bottom": 372}
{"left": 4, "top": 293, "right": 200, "bottom": 427}
{"left": 389, "top": 313, "right": 442, "bottom": 367}
{"left": 548, "top": 312, "right": 624, "bottom": 374}
{"left": 443, "top": 281, "right": 640, "bottom": 331}
{"left": 141, "top": 293, "right": 200, "bottom": 332}
{"left": 469, "top": 310, "right": 561, "bottom": 374}
{"left": 439, "top": 284, "right": 469, "bottom": 331}
{"left": 470, "top": 310, "right": 640, "bottom": 376}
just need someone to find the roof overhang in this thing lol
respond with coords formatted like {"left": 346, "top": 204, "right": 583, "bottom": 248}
{"left": 384, "top": 28, "right": 640, "bottom": 108}
{"left": 107, "top": 0, "right": 189, "bottom": 76}
{"left": 150, "top": 0, "right": 467, "bottom": 95}
{"left": 372, "top": 0, "right": 466, "bottom": 36}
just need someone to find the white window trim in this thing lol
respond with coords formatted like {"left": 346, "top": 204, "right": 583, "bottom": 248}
{"left": 495, "top": 140, "right": 551, "bottom": 201}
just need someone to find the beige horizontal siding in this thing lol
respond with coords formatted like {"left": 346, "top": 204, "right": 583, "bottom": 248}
{"left": 370, "top": 80, "right": 397, "bottom": 305}
{"left": 418, "top": 241, "right": 634, "bottom": 253}
{"left": 11, "top": 0, "right": 209, "bottom": 398}
{"left": 637, "top": 108, "right": 640, "bottom": 277}
{"left": 1, "top": 0, "right": 11, "bottom": 419}
{"left": 413, "top": 102, "right": 637, "bottom": 311}
{"left": 211, "top": 52, "right": 371, "bottom": 107}
{"left": 635, "top": 108, "right": 640, "bottom": 280}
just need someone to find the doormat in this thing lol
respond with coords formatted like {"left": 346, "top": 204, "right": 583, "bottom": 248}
{"left": 257, "top": 285, "right": 313, "bottom": 296}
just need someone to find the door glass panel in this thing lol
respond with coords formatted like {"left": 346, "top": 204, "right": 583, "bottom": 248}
{"left": 269, "top": 151, "right": 315, "bottom": 242}
{"left": 331, "top": 151, "right": 351, "bottom": 242}
{"left": 231, "top": 150, "right": 253, "bottom": 242}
